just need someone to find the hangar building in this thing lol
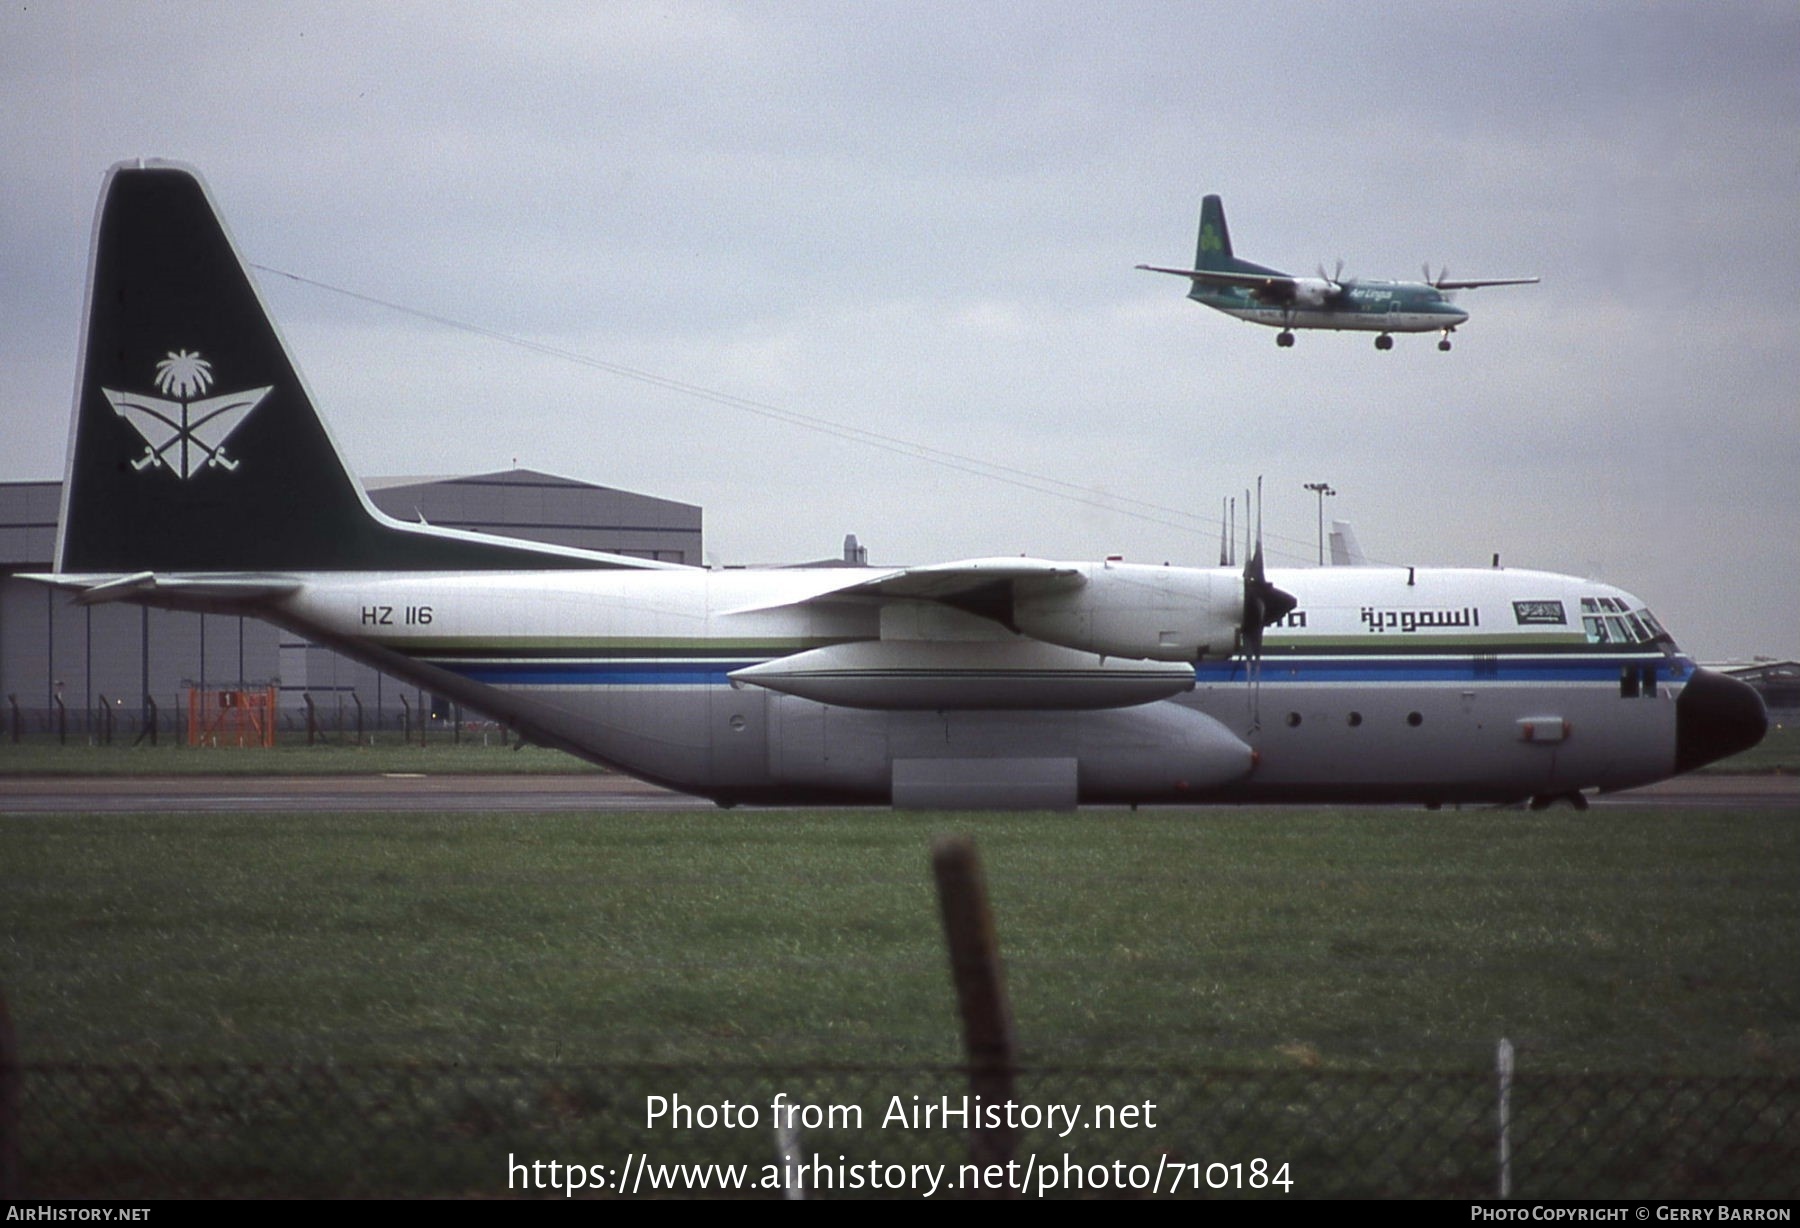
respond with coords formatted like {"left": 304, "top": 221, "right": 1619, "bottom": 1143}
{"left": 0, "top": 470, "right": 700, "bottom": 740}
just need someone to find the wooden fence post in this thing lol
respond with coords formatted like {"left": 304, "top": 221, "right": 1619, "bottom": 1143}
{"left": 0, "top": 983, "right": 21, "bottom": 1197}
{"left": 931, "top": 835, "right": 1017, "bottom": 1190}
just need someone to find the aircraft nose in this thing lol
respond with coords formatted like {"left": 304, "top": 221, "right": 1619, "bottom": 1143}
{"left": 1675, "top": 668, "right": 1768, "bottom": 773}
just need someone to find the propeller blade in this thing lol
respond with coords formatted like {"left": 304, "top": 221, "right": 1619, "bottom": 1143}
{"left": 1241, "top": 546, "right": 1299, "bottom": 656}
{"left": 1238, "top": 477, "right": 1298, "bottom": 732}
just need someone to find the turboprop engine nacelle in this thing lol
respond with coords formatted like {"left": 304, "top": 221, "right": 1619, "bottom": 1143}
{"left": 1012, "top": 562, "right": 1242, "bottom": 662}
{"left": 1289, "top": 276, "right": 1338, "bottom": 308}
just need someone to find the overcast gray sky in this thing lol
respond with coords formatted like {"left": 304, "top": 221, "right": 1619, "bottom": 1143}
{"left": 3, "top": 2, "right": 1795, "bottom": 659}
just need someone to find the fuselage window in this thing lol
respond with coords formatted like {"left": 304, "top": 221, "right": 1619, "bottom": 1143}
{"left": 1406, "top": 711, "right": 1423, "bottom": 727}
{"left": 1285, "top": 712, "right": 1302, "bottom": 728}
{"left": 1347, "top": 711, "right": 1363, "bottom": 727}
{"left": 1584, "top": 617, "right": 1610, "bottom": 644}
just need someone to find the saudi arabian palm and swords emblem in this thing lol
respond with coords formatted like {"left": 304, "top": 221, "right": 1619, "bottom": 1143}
{"left": 103, "top": 350, "right": 272, "bottom": 478}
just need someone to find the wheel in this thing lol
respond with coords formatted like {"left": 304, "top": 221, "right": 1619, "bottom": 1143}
{"left": 1438, "top": 338, "right": 1452, "bottom": 352}
{"left": 1276, "top": 330, "right": 1295, "bottom": 348}
{"left": 1374, "top": 334, "right": 1394, "bottom": 351}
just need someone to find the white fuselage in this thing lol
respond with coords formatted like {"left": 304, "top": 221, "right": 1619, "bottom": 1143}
{"left": 1224, "top": 305, "right": 1466, "bottom": 333}
{"left": 263, "top": 563, "right": 1690, "bottom": 806}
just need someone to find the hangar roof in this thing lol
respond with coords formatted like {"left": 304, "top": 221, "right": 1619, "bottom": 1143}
{"left": 0, "top": 469, "right": 702, "bottom": 568}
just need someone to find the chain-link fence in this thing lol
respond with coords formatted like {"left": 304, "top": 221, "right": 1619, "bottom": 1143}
{"left": 6, "top": 1062, "right": 1797, "bottom": 1198}
{"left": 3, "top": 699, "right": 492, "bottom": 747}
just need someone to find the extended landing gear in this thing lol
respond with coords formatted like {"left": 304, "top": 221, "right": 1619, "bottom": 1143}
{"left": 1276, "top": 330, "right": 1296, "bottom": 348}
{"left": 1438, "top": 327, "right": 1455, "bottom": 352}
{"left": 1374, "top": 333, "right": 1394, "bottom": 351}
{"left": 1528, "top": 791, "right": 1590, "bottom": 811}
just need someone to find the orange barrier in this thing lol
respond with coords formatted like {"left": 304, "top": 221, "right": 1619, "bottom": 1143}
{"left": 185, "top": 685, "right": 278, "bottom": 748}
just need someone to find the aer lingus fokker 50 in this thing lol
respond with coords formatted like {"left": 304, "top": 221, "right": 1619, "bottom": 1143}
{"left": 26, "top": 162, "right": 1763, "bottom": 808}
{"left": 1138, "top": 195, "right": 1539, "bottom": 350}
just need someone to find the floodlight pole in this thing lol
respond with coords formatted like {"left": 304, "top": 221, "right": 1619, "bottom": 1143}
{"left": 1303, "top": 482, "right": 1336, "bottom": 565}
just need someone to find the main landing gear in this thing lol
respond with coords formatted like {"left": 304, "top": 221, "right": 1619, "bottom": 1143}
{"left": 1374, "top": 333, "right": 1394, "bottom": 351}
{"left": 1276, "top": 330, "right": 1296, "bottom": 348}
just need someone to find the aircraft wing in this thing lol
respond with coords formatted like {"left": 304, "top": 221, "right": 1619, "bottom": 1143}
{"left": 1135, "top": 264, "right": 1299, "bottom": 300}
{"left": 717, "top": 557, "right": 1082, "bottom": 616}
{"left": 831, "top": 557, "right": 1082, "bottom": 601}
{"left": 1432, "top": 275, "right": 1540, "bottom": 289}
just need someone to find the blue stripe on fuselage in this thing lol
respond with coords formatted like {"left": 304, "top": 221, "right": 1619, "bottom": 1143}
{"left": 421, "top": 653, "right": 1692, "bottom": 689}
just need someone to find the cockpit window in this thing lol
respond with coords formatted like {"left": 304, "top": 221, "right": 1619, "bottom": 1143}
{"left": 1580, "top": 599, "right": 1677, "bottom": 647}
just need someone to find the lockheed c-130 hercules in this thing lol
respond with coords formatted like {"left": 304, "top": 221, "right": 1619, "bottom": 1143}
{"left": 1138, "top": 195, "right": 1539, "bottom": 350}
{"left": 24, "top": 161, "right": 1764, "bottom": 809}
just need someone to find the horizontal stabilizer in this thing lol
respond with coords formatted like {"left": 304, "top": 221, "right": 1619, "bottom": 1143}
{"left": 20, "top": 570, "right": 304, "bottom": 607}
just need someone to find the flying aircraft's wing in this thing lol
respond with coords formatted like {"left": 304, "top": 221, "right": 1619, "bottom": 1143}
{"left": 1136, "top": 263, "right": 1299, "bottom": 296}
{"left": 1137, "top": 262, "right": 1296, "bottom": 289}
{"left": 1431, "top": 276, "right": 1540, "bottom": 290}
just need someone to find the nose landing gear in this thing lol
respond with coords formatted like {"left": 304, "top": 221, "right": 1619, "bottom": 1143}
{"left": 1439, "top": 327, "right": 1456, "bottom": 352}
{"left": 1374, "top": 333, "right": 1394, "bottom": 351}
{"left": 1276, "top": 330, "right": 1296, "bottom": 348}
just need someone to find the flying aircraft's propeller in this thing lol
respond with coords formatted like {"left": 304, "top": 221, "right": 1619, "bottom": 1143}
{"left": 1423, "top": 264, "right": 1464, "bottom": 305}
{"left": 1317, "top": 259, "right": 1350, "bottom": 294}
{"left": 1239, "top": 478, "right": 1299, "bottom": 730}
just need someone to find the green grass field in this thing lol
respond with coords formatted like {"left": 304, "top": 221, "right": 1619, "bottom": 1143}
{"left": 0, "top": 733, "right": 605, "bottom": 775}
{"left": 3, "top": 715, "right": 1795, "bottom": 775}
{"left": 4, "top": 808, "right": 1796, "bottom": 1075}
